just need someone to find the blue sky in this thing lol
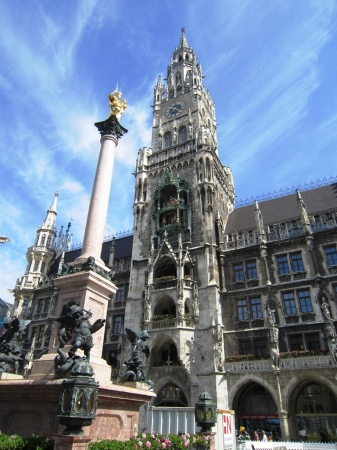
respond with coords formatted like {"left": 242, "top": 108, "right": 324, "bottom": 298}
{"left": 0, "top": 0, "right": 336, "bottom": 301}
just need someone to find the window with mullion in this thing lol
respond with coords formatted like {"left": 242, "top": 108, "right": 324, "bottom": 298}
{"left": 277, "top": 255, "right": 290, "bottom": 274}
{"left": 246, "top": 261, "right": 257, "bottom": 280}
{"left": 289, "top": 334, "right": 303, "bottom": 351}
{"left": 283, "top": 292, "right": 297, "bottom": 315}
{"left": 240, "top": 340, "right": 252, "bottom": 355}
{"left": 113, "top": 316, "right": 122, "bottom": 335}
{"left": 250, "top": 297, "right": 262, "bottom": 319}
{"left": 255, "top": 339, "right": 267, "bottom": 356}
{"left": 234, "top": 264, "right": 245, "bottom": 282}
{"left": 325, "top": 245, "right": 337, "bottom": 266}
{"left": 306, "top": 333, "right": 320, "bottom": 350}
{"left": 291, "top": 252, "right": 304, "bottom": 272}
{"left": 298, "top": 289, "right": 313, "bottom": 313}
{"left": 37, "top": 299, "right": 44, "bottom": 314}
{"left": 237, "top": 299, "right": 249, "bottom": 321}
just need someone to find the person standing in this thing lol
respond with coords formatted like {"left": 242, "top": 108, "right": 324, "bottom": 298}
{"left": 261, "top": 431, "right": 268, "bottom": 442}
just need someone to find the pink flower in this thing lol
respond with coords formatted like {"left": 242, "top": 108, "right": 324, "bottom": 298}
{"left": 162, "top": 444, "right": 166, "bottom": 449}
{"left": 142, "top": 434, "right": 147, "bottom": 439}
{"left": 151, "top": 434, "right": 155, "bottom": 439}
{"left": 184, "top": 442, "right": 189, "bottom": 447}
{"left": 146, "top": 441, "right": 151, "bottom": 448}
{"left": 152, "top": 431, "right": 156, "bottom": 435}
{"left": 139, "top": 442, "right": 143, "bottom": 447}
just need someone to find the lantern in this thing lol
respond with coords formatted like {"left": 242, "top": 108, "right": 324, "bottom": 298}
{"left": 195, "top": 389, "right": 217, "bottom": 433}
{"left": 57, "top": 358, "right": 99, "bottom": 435}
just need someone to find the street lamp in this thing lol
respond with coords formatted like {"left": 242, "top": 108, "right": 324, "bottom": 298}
{"left": 195, "top": 389, "right": 217, "bottom": 433}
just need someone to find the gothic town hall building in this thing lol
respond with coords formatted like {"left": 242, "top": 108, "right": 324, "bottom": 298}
{"left": 12, "top": 30, "right": 337, "bottom": 441}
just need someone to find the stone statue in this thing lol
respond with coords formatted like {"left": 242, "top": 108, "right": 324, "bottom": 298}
{"left": 54, "top": 300, "right": 106, "bottom": 377}
{"left": 0, "top": 317, "right": 30, "bottom": 374}
{"left": 121, "top": 328, "right": 153, "bottom": 389}
{"left": 108, "top": 89, "right": 127, "bottom": 121}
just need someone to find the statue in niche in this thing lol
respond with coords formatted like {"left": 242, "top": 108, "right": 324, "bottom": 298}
{"left": 120, "top": 328, "right": 153, "bottom": 389}
{"left": 266, "top": 305, "right": 280, "bottom": 369}
{"left": 54, "top": 300, "right": 106, "bottom": 377}
{"left": 0, "top": 317, "right": 30, "bottom": 374}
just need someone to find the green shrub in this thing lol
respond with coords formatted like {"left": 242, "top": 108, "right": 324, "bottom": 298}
{"left": 0, "top": 433, "right": 53, "bottom": 450}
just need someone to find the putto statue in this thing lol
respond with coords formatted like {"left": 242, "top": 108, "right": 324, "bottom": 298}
{"left": 121, "top": 328, "right": 153, "bottom": 389}
{"left": 108, "top": 89, "right": 127, "bottom": 121}
{"left": 54, "top": 300, "right": 106, "bottom": 377}
{"left": 0, "top": 317, "right": 30, "bottom": 374}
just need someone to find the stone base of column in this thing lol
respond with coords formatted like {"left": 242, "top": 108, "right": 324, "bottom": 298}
{"left": 30, "top": 270, "right": 117, "bottom": 385}
{"left": 53, "top": 435, "right": 92, "bottom": 450}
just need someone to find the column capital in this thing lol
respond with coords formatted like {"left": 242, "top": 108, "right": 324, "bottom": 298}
{"left": 94, "top": 115, "right": 128, "bottom": 139}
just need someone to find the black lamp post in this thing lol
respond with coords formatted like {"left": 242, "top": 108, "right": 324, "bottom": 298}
{"left": 195, "top": 389, "right": 217, "bottom": 433}
{"left": 57, "top": 358, "right": 99, "bottom": 436}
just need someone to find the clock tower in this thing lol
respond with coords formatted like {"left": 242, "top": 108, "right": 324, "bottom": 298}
{"left": 125, "top": 28, "right": 235, "bottom": 419}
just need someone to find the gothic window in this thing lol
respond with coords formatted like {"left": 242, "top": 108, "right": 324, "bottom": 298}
{"left": 288, "top": 334, "right": 303, "bottom": 351}
{"left": 169, "top": 89, "right": 174, "bottom": 99}
{"left": 44, "top": 298, "right": 51, "bottom": 313}
{"left": 246, "top": 261, "right": 258, "bottom": 279}
{"left": 22, "top": 300, "right": 29, "bottom": 315}
{"left": 251, "top": 297, "right": 262, "bottom": 319}
{"left": 41, "top": 262, "right": 46, "bottom": 274}
{"left": 113, "top": 316, "right": 123, "bottom": 335}
{"left": 178, "top": 126, "right": 187, "bottom": 143}
{"left": 37, "top": 299, "right": 44, "bottom": 313}
{"left": 277, "top": 255, "right": 290, "bottom": 274}
{"left": 239, "top": 340, "right": 251, "bottom": 355}
{"left": 164, "top": 132, "right": 172, "bottom": 149}
{"left": 290, "top": 252, "right": 305, "bottom": 272}
{"left": 283, "top": 292, "right": 297, "bottom": 315}
{"left": 306, "top": 333, "right": 321, "bottom": 350}
{"left": 288, "top": 333, "right": 321, "bottom": 352}
{"left": 40, "top": 236, "right": 45, "bottom": 246}
{"left": 116, "top": 287, "right": 125, "bottom": 302}
{"left": 234, "top": 264, "right": 244, "bottom": 282}
{"left": 255, "top": 339, "right": 267, "bottom": 356}
{"left": 185, "top": 54, "right": 189, "bottom": 61}
{"left": 137, "top": 179, "right": 142, "bottom": 201}
{"left": 33, "top": 261, "right": 40, "bottom": 272}
{"left": 47, "top": 236, "right": 51, "bottom": 247}
{"left": 237, "top": 300, "right": 248, "bottom": 320}
{"left": 298, "top": 289, "right": 313, "bottom": 313}
{"left": 324, "top": 245, "right": 337, "bottom": 266}
{"left": 175, "top": 72, "right": 182, "bottom": 86}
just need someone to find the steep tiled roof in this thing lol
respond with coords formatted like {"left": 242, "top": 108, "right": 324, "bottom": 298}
{"left": 64, "top": 235, "right": 133, "bottom": 265}
{"left": 225, "top": 183, "right": 337, "bottom": 234}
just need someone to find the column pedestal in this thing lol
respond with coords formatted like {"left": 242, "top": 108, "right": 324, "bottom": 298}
{"left": 30, "top": 270, "right": 117, "bottom": 385}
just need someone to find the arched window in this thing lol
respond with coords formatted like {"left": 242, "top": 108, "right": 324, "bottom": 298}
{"left": 178, "top": 126, "right": 187, "bottom": 143}
{"left": 175, "top": 72, "right": 182, "bottom": 86}
{"left": 185, "top": 54, "right": 189, "bottom": 61}
{"left": 164, "top": 132, "right": 172, "bottom": 148}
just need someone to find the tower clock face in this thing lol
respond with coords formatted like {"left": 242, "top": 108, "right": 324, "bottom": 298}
{"left": 165, "top": 101, "right": 186, "bottom": 118}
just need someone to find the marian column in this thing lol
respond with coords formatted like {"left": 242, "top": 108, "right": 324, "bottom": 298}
{"left": 75, "top": 90, "right": 128, "bottom": 269}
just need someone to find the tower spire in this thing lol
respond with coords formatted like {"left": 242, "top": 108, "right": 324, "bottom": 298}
{"left": 179, "top": 26, "right": 188, "bottom": 48}
{"left": 42, "top": 191, "right": 58, "bottom": 230}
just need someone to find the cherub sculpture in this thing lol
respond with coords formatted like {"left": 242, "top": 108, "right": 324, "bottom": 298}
{"left": 0, "top": 317, "right": 30, "bottom": 374}
{"left": 121, "top": 328, "right": 153, "bottom": 389}
{"left": 54, "top": 301, "right": 106, "bottom": 377}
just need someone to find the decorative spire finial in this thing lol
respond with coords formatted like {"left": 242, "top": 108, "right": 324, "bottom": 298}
{"left": 179, "top": 27, "right": 188, "bottom": 48}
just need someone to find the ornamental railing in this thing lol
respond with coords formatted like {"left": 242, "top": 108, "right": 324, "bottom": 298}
{"left": 150, "top": 317, "right": 195, "bottom": 330}
{"left": 224, "top": 354, "right": 334, "bottom": 373}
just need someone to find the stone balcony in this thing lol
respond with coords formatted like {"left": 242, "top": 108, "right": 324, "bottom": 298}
{"left": 152, "top": 278, "right": 196, "bottom": 291}
{"left": 224, "top": 354, "right": 335, "bottom": 373}
{"left": 149, "top": 316, "right": 195, "bottom": 330}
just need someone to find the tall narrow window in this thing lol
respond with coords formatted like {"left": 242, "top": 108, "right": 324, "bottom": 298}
{"left": 277, "top": 255, "right": 290, "bottom": 274}
{"left": 37, "top": 326, "right": 45, "bottom": 343}
{"left": 178, "top": 126, "right": 187, "bottom": 143}
{"left": 40, "top": 236, "right": 46, "bottom": 246}
{"left": 291, "top": 252, "right": 304, "bottom": 272}
{"left": 44, "top": 298, "right": 51, "bottom": 313}
{"left": 240, "top": 340, "right": 252, "bottom": 355}
{"left": 246, "top": 261, "right": 257, "bottom": 279}
{"left": 33, "top": 261, "right": 40, "bottom": 272}
{"left": 283, "top": 292, "right": 297, "bottom": 315}
{"left": 37, "top": 299, "right": 44, "bottom": 313}
{"left": 325, "top": 245, "right": 337, "bottom": 266}
{"left": 164, "top": 132, "right": 172, "bottom": 148}
{"left": 251, "top": 297, "right": 262, "bottom": 319}
{"left": 116, "top": 287, "right": 125, "bottom": 302}
{"left": 113, "top": 316, "right": 122, "bottom": 335}
{"left": 237, "top": 300, "right": 248, "bottom": 321}
{"left": 234, "top": 264, "right": 244, "bottom": 282}
{"left": 298, "top": 290, "right": 313, "bottom": 313}
{"left": 289, "top": 334, "right": 303, "bottom": 351}
{"left": 255, "top": 339, "right": 267, "bottom": 356}
{"left": 306, "top": 333, "right": 321, "bottom": 350}
{"left": 22, "top": 300, "right": 29, "bottom": 315}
